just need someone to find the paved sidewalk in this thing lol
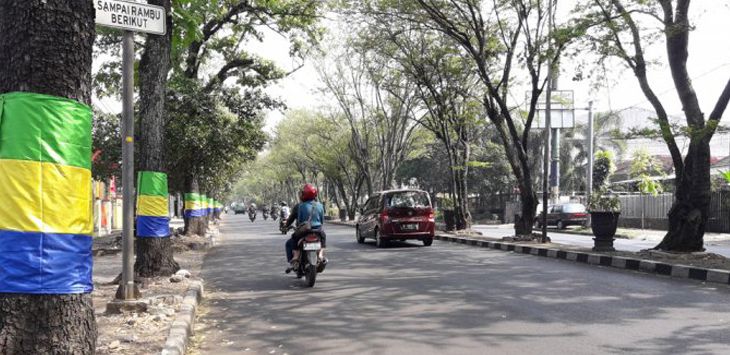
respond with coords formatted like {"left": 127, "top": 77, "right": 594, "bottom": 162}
{"left": 474, "top": 224, "right": 730, "bottom": 258}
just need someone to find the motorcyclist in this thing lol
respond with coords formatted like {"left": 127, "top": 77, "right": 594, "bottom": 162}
{"left": 284, "top": 184, "right": 326, "bottom": 273}
{"left": 247, "top": 203, "right": 257, "bottom": 218}
{"left": 280, "top": 202, "right": 290, "bottom": 219}
{"left": 270, "top": 205, "right": 279, "bottom": 220}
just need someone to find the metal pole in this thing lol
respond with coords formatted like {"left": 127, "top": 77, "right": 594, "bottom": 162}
{"left": 541, "top": 0, "right": 554, "bottom": 243}
{"left": 119, "top": 30, "right": 136, "bottom": 300}
{"left": 586, "top": 101, "right": 594, "bottom": 226}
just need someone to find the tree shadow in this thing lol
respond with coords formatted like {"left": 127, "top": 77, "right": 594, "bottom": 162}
{"left": 196, "top": 219, "right": 730, "bottom": 354}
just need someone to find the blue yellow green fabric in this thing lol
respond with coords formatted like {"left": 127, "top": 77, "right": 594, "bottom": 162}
{"left": 0, "top": 92, "right": 93, "bottom": 294}
{"left": 184, "top": 192, "right": 205, "bottom": 218}
{"left": 136, "top": 171, "right": 169, "bottom": 237}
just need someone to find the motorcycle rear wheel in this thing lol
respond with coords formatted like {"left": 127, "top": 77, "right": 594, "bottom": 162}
{"left": 305, "top": 264, "right": 317, "bottom": 287}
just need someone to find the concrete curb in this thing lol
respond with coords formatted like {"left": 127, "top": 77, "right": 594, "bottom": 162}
{"left": 433, "top": 234, "right": 730, "bottom": 287}
{"left": 160, "top": 280, "right": 204, "bottom": 355}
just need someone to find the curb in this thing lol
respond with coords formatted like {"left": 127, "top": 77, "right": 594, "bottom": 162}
{"left": 160, "top": 280, "right": 204, "bottom": 355}
{"left": 434, "top": 234, "right": 730, "bottom": 287}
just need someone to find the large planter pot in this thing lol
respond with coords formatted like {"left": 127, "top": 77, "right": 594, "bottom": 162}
{"left": 443, "top": 210, "right": 456, "bottom": 231}
{"left": 590, "top": 211, "right": 620, "bottom": 251}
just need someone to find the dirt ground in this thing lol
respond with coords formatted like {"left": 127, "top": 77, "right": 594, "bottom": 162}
{"left": 92, "top": 225, "right": 215, "bottom": 354}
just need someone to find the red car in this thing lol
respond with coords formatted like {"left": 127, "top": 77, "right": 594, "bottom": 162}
{"left": 356, "top": 189, "right": 435, "bottom": 247}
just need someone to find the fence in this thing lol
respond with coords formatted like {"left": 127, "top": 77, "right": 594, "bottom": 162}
{"left": 616, "top": 191, "right": 730, "bottom": 233}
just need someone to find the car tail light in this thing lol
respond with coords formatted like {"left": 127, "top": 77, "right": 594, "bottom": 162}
{"left": 427, "top": 208, "right": 435, "bottom": 222}
{"left": 572, "top": 213, "right": 587, "bottom": 218}
{"left": 380, "top": 210, "right": 389, "bottom": 223}
{"left": 304, "top": 234, "right": 319, "bottom": 242}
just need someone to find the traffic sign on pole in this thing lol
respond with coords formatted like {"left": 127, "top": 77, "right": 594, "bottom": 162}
{"left": 95, "top": 0, "right": 166, "bottom": 35}
{"left": 95, "top": 0, "right": 166, "bottom": 302}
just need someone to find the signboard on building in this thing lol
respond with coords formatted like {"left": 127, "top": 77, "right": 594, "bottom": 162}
{"left": 95, "top": 0, "right": 166, "bottom": 35}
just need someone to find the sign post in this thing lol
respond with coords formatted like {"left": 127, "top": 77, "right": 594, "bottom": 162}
{"left": 95, "top": 0, "right": 166, "bottom": 302}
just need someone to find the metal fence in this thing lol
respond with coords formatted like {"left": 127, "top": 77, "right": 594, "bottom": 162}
{"left": 616, "top": 191, "right": 730, "bottom": 232}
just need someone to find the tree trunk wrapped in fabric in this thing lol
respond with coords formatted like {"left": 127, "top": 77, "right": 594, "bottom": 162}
{"left": 135, "top": 0, "right": 179, "bottom": 277}
{"left": 0, "top": 1, "right": 97, "bottom": 352}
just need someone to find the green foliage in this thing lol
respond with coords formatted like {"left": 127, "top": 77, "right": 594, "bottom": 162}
{"left": 588, "top": 190, "right": 621, "bottom": 212}
{"left": 592, "top": 150, "right": 615, "bottom": 191}
{"left": 92, "top": 111, "right": 122, "bottom": 181}
{"left": 630, "top": 149, "right": 664, "bottom": 195}
{"left": 589, "top": 149, "right": 620, "bottom": 212}
{"left": 722, "top": 170, "right": 730, "bottom": 184}
{"left": 165, "top": 77, "right": 270, "bottom": 194}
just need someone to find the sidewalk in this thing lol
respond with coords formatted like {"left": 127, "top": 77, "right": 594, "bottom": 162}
{"left": 472, "top": 224, "right": 730, "bottom": 258}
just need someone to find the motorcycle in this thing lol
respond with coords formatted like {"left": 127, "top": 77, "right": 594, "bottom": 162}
{"left": 292, "top": 232, "right": 326, "bottom": 287}
{"left": 263, "top": 210, "right": 270, "bottom": 221}
{"left": 248, "top": 210, "right": 256, "bottom": 222}
{"left": 279, "top": 222, "right": 292, "bottom": 234}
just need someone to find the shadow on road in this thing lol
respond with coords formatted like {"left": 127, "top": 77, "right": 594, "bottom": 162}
{"left": 196, "top": 216, "right": 730, "bottom": 354}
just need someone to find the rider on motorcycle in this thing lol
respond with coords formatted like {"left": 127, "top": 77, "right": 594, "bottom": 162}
{"left": 284, "top": 184, "right": 327, "bottom": 273}
{"left": 280, "top": 201, "right": 290, "bottom": 220}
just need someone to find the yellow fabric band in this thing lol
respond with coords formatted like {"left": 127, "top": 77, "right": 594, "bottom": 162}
{"left": 0, "top": 159, "right": 92, "bottom": 234}
{"left": 137, "top": 195, "right": 168, "bottom": 217}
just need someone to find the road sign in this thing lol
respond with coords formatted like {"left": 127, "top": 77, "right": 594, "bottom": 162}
{"left": 94, "top": 0, "right": 167, "bottom": 301}
{"left": 95, "top": 0, "right": 166, "bottom": 35}
{"left": 526, "top": 90, "right": 576, "bottom": 129}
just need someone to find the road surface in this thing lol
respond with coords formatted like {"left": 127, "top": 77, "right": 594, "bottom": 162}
{"left": 195, "top": 215, "right": 730, "bottom": 354}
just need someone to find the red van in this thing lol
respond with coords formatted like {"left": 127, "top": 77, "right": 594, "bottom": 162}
{"left": 356, "top": 189, "right": 435, "bottom": 247}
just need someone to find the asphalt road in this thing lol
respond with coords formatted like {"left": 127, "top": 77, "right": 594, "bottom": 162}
{"left": 473, "top": 225, "right": 730, "bottom": 257}
{"left": 196, "top": 214, "right": 730, "bottom": 355}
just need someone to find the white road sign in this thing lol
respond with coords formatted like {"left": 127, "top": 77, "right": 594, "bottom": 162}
{"left": 95, "top": 0, "right": 166, "bottom": 35}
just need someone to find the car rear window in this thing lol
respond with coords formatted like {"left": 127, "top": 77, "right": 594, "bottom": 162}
{"left": 562, "top": 204, "right": 586, "bottom": 213}
{"left": 386, "top": 192, "right": 430, "bottom": 208}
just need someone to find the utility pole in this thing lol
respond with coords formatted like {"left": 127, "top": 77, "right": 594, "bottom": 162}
{"left": 541, "top": 0, "right": 554, "bottom": 243}
{"left": 586, "top": 101, "right": 594, "bottom": 226}
{"left": 550, "top": 75, "right": 560, "bottom": 204}
{"left": 120, "top": 30, "right": 136, "bottom": 300}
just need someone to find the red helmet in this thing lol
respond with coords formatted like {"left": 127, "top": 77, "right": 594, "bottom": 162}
{"left": 299, "top": 183, "right": 318, "bottom": 201}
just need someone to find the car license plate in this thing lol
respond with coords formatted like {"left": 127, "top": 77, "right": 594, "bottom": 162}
{"left": 303, "top": 242, "right": 321, "bottom": 250}
{"left": 401, "top": 223, "right": 418, "bottom": 231}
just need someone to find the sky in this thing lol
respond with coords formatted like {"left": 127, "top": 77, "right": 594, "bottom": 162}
{"left": 94, "top": 1, "right": 730, "bottom": 153}
{"left": 251, "top": 1, "right": 730, "bottom": 157}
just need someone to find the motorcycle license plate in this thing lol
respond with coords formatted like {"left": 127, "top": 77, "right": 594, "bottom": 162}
{"left": 401, "top": 223, "right": 418, "bottom": 231}
{"left": 303, "top": 242, "right": 321, "bottom": 250}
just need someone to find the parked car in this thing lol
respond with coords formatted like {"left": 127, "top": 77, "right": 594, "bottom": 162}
{"left": 356, "top": 189, "right": 435, "bottom": 247}
{"left": 535, "top": 203, "right": 588, "bottom": 229}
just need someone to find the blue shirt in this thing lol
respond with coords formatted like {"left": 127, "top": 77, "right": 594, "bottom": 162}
{"left": 297, "top": 201, "right": 324, "bottom": 229}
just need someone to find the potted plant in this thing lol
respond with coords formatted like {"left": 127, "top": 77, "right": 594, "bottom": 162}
{"left": 588, "top": 150, "right": 620, "bottom": 251}
{"left": 588, "top": 191, "right": 620, "bottom": 251}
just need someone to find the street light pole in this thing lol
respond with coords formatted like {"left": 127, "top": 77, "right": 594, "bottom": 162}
{"left": 119, "top": 30, "right": 136, "bottom": 300}
{"left": 586, "top": 101, "right": 594, "bottom": 226}
{"left": 541, "top": 0, "right": 554, "bottom": 243}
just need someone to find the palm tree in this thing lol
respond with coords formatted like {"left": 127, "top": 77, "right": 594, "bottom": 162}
{"left": 561, "top": 111, "right": 626, "bottom": 193}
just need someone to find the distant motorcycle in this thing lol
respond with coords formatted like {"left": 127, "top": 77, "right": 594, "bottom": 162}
{"left": 263, "top": 210, "right": 270, "bottom": 221}
{"left": 248, "top": 210, "right": 256, "bottom": 222}
{"left": 279, "top": 222, "right": 292, "bottom": 235}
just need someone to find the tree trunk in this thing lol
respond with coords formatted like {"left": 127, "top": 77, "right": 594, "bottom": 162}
{"left": 184, "top": 176, "right": 206, "bottom": 236}
{"left": 0, "top": 0, "right": 97, "bottom": 352}
{"left": 654, "top": 140, "right": 710, "bottom": 251}
{"left": 134, "top": 0, "right": 179, "bottom": 277}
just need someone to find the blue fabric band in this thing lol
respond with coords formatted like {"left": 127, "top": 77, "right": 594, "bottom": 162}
{"left": 0, "top": 230, "right": 93, "bottom": 294}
